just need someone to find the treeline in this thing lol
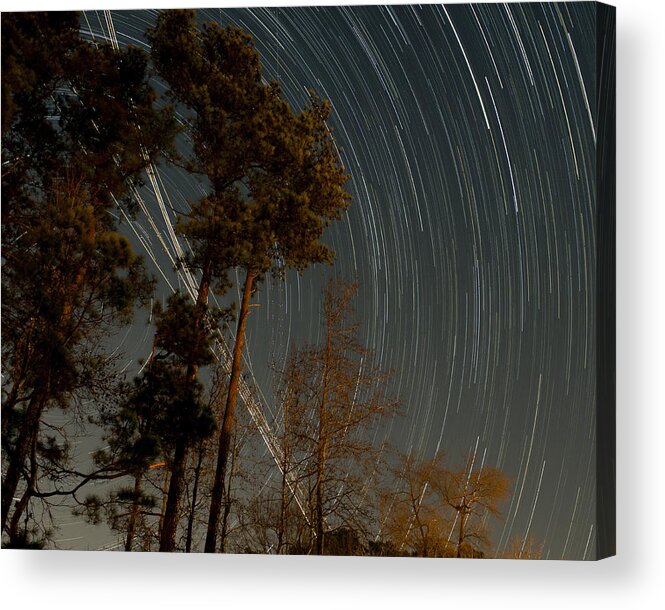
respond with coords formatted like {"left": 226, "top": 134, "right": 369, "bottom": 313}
{"left": 1, "top": 10, "right": 532, "bottom": 557}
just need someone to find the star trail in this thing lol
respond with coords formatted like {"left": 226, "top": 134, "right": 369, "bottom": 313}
{"left": 70, "top": 2, "right": 605, "bottom": 559}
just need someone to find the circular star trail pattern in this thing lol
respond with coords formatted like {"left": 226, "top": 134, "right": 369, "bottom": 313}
{"left": 82, "top": 3, "right": 599, "bottom": 559}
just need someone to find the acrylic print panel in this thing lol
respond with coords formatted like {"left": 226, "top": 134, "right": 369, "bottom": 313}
{"left": 1, "top": 2, "right": 615, "bottom": 559}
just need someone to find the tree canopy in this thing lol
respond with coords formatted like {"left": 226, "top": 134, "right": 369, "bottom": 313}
{"left": 0, "top": 10, "right": 523, "bottom": 558}
{"left": 146, "top": 9, "right": 351, "bottom": 553}
{"left": 1, "top": 11, "right": 175, "bottom": 541}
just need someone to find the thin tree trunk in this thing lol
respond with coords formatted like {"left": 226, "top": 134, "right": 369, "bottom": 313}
{"left": 187, "top": 259, "right": 213, "bottom": 383}
{"left": 204, "top": 268, "right": 255, "bottom": 553}
{"left": 8, "top": 436, "right": 38, "bottom": 544}
{"left": 1, "top": 384, "right": 48, "bottom": 532}
{"left": 277, "top": 405, "right": 290, "bottom": 555}
{"left": 159, "top": 260, "right": 212, "bottom": 552}
{"left": 159, "top": 441, "right": 187, "bottom": 552}
{"left": 126, "top": 332, "right": 158, "bottom": 552}
{"left": 314, "top": 312, "right": 332, "bottom": 555}
{"left": 158, "top": 469, "right": 170, "bottom": 543}
{"left": 125, "top": 473, "right": 143, "bottom": 552}
{"left": 277, "top": 470, "right": 287, "bottom": 554}
{"left": 1, "top": 380, "right": 22, "bottom": 434}
{"left": 219, "top": 425, "right": 238, "bottom": 553}
{"left": 185, "top": 441, "right": 205, "bottom": 553}
{"left": 456, "top": 508, "right": 466, "bottom": 558}
{"left": 410, "top": 489, "right": 428, "bottom": 557}
{"left": 314, "top": 441, "right": 327, "bottom": 555}
{"left": 8, "top": 488, "right": 31, "bottom": 544}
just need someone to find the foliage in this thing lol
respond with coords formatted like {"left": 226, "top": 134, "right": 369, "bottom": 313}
{"left": 0, "top": 11, "right": 529, "bottom": 559}
{"left": 147, "top": 9, "right": 350, "bottom": 283}
{"left": 1, "top": 11, "right": 175, "bottom": 542}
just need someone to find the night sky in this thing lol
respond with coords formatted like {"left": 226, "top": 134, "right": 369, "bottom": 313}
{"left": 63, "top": 3, "right": 601, "bottom": 559}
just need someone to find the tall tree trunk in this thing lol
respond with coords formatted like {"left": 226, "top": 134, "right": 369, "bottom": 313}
{"left": 125, "top": 473, "right": 143, "bottom": 552}
{"left": 8, "top": 435, "right": 38, "bottom": 544}
{"left": 187, "top": 259, "right": 213, "bottom": 383}
{"left": 159, "top": 441, "right": 187, "bottom": 552}
{"left": 277, "top": 408, "right": 290, "bottom": 555}
{"left": 158, "top": 469, "right": 170, "bottom": 542}
{"left": 159, "top": 260, "right": 212, "bottom": 552}
{"left": 277, "top": 470, "right": 287, "bottom": 554}
{"left": 314, "top": 438, "right": 327, "bottom": 555}
{"left": 411, "top": 491, "right": 428, "bottom": 557}
{"left": 185, "top": 441, "right": 205, "bottom": 553}
{"left": 456, "top": 508, "right": 467, "bottom": 558}
{"left": 1, "top": 384, "right": 48, "bottom": 532}
{"left": 219, "top": 426, "right": 237, "bottom": 554}
{"left": 1, "top": 384, "right": 19, "bottom": 434}
{"left": 314, "top": 313, "right": 332, "bottom": 555}
{"left": 204, "top": 268, "right": 255, "bottom": 553}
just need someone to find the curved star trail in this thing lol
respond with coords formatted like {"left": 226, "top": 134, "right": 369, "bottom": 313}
{"left": 70, "top": 3, "right": 599, "bottom": 559}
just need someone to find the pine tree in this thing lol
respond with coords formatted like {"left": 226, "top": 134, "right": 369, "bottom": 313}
{"left": 81, "top": 293, "right": 218, "bottom": 552}
{"left": 150, "top": 294, "right": 217, "bottom": 551}
{"left": 1, "top": 12, "right": 175, "bottom": 541}
{"left": 146, "top": 9, "right": 350, "bottom": 553}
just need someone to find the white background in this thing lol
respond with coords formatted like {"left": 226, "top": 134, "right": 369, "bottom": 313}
{"left": 1, "top": 0, "right": 663, "bottom": 608}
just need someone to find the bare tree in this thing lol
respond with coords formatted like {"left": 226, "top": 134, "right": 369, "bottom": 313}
{"left": 271, "top": 279, "right": 399, "bottom": 554}
{"left": 379, "top": 453, "right": 452, "bottom": 557}
{"left": 432, "top": 460, "right": 510, "bottom": 558}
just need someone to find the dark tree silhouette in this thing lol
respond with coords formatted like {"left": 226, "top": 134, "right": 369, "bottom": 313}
{"left": 80, "top": 293, "right": 218, "bottom": 552}
{"left": 1, "top": 11, "right": 175, "bottom": 541}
